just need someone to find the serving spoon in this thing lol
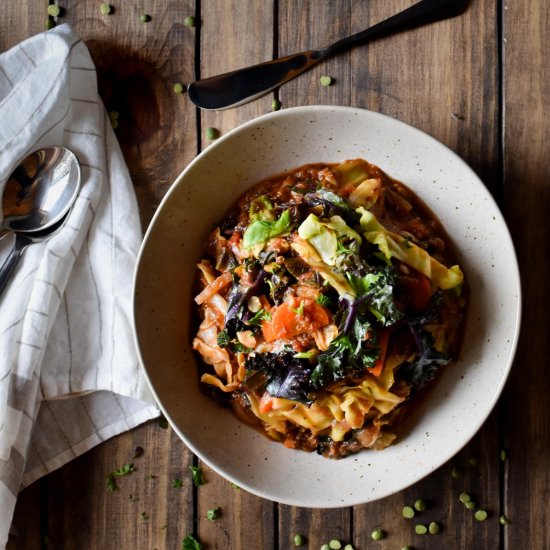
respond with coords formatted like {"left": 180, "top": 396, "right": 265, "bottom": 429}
{"left": 187, "top": 0, "right": 468, "bottom": 110}
{"left": 1, "top": 146, "right": 80, "bottom": 237}
{"left": 0, "top": 147, "right": 80, "bottom": 296}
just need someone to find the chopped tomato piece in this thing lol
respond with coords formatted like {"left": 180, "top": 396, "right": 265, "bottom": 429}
{"left": 399, "top": 270, "right": 433, "bottom": 312}
{"left": 262, "top": 297, "right": 330, "bottom": 343}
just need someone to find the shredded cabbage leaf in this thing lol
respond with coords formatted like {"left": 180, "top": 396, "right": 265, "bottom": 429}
{"left": 298, "top": 213, "right": 362, "bottom": 266}
{"left": 357, "top": 207, "right": 463, "bottom": 290}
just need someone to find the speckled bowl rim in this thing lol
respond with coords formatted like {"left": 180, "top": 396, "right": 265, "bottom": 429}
{"left": 133, "top": 105, "right": 521, "bottom": 508}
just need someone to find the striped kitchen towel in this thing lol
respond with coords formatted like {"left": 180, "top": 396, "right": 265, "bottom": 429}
{"left": 0, "top": 25, "right": 159, "bottom": 547}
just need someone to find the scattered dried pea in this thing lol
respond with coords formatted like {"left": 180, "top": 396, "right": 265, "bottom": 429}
{"left": 46, "top": 18, "right": 55, "bottom": 30}
{"left": 370, "top": 529, "right": 386, "bottom": 541}
{"left": 173, "top": 82, "right": 184, "bottom": 94}
{"left": 343, "top": 545, "right": 354, "bottom": 550}
{"left": 184, "top": 16, "right": 196, "bottom": 27}
{"left": 140, "top": 13, "right": 151, "bottom": 23}
{"left": 413, "top": 499, "right": 427, "bottom": 512}
{"left": 499, "top": 514, "right": 511, "bottom": 525}
{"left": 206, "top": 127, "right": 220, "bottom": 140}
{"left": 99, "top": 2, "right": 112, "bottom": 15}
{"left": 402, "top": 506, "right": 415, "bottom": 519}
{"left": 451, "top": 467, "right": 464, "bottom": 479}
{"left": 459, "top": 492, "right": 472, "bottom": 504}
{"left": 271, "top": 99, "right": 281, "bottom": 111}
{"left": 329, "top": 540, "right": 342, "bottom": 550}
{"left": 415, "top": 524, "right": 428, "bottom": 535}
{"left": 319, "top": 75, "right": 332, "bottom": 87}
{"left": 500, "top": 449, "right": 508, "bottom": 461}
{"left": 428, "top": 521, "right": 441, "bottom": 535}
{"left": 465, "top": 501, "right": 477, "bottom": 510}
{"left": 47, "top": 4, "right": 61, "bottom": 17}
{"left": 475, "top": 509, "right": 488, "bottom": 521}
{"left": 207, "top": 507, "right": 220, "bottom": 521}
{"left": 293, "top": 534, "right": 305, "bottom": 546}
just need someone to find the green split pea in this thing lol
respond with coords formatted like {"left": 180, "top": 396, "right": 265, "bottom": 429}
{"left": 47, "top": 4, "right": 61, "bottom": 17}
{"left": 206, "top": 127, "right": 220, "bottom": 140}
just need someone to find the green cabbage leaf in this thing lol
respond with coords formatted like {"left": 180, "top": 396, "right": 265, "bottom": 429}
{"left": 357, "top": 207, "right": 463, "bottom": 290}
{"left": 297, "top": 213, "right": 362, "bottom": 266}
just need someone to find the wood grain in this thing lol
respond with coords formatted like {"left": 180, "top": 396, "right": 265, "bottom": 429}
{"left": 2, "top": 0, "right": 548, "bottom": 548}
{"left": 67, "top": 0, "right": 199, "bottom": 227}
{"left": 502, "top": 0, "right": 550, "bottom": 549}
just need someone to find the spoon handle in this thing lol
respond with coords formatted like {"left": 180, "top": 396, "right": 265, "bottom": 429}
{"left": 0, "top": 234, "right": 30, "bottom": 298}
{"left": 187, "top": 0, "right": 467, "bottom": 110}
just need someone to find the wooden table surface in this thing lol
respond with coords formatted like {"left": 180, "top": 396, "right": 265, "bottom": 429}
{"left": 2, "top": 1, "right": 548, "bottom": 549}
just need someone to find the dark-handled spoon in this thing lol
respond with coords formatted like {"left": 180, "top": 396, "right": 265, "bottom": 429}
{"left": 187, "top": 0, "right": 468, "bottom": 110}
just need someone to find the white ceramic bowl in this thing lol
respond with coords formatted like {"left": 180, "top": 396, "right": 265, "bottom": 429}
{"left": 133, "top": 106, "right": 521, "bottom": 507}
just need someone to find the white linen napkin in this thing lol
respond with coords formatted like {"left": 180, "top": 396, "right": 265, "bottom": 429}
{"left": 0, "top": 25, "right": 159, "bottom": 547}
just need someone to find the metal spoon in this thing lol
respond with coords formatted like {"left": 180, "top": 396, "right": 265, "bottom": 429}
{"left": 0, "top": 212, "right": 71, "bottom": 297}
{"left": 1, "top": 146, "right": 81, "bottom": 236}
{"left": 0, "top": 147, "right": 80, "bottom": 296}
{"left": 187, "top": 0, "right": 468, "bottom": 110}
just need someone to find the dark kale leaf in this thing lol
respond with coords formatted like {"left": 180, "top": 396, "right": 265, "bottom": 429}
{"left": 245, "top": 352, "right": 313, "bottom": 403}
{"left": 400, "top": 292, "right": 451, "bottom": 392}
{"left": 216, "top": 330, "right": 231, "bottom": 348}
{"left": 224, "top": 284, "right": 246, "bottom": 335}
{"left": 303, "top": 188, "right": 359, "bottom": 225}
{"left": 310, "top": 331, "right": 379, "bottom": 388}
{"left": 346, "top": 267, "right": 402, "bottom": 328}
{"left": 265, "top": 266, "right": 289, "bottom": 305}
{"left": 309, "top": 268, "right": 401, "bottom": 389}
{"left": 223, "top": 270, "right": 268, "bottom": 336}
{"left": 366, "top": 267, "right": 402, "bottom": 327}
{"left": 400, "top": 328, "right": 451, "bottom": 392}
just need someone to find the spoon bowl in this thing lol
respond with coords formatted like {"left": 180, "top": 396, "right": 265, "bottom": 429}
{"left": 1, "top": 146, "right": 81, "bottom": 234}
